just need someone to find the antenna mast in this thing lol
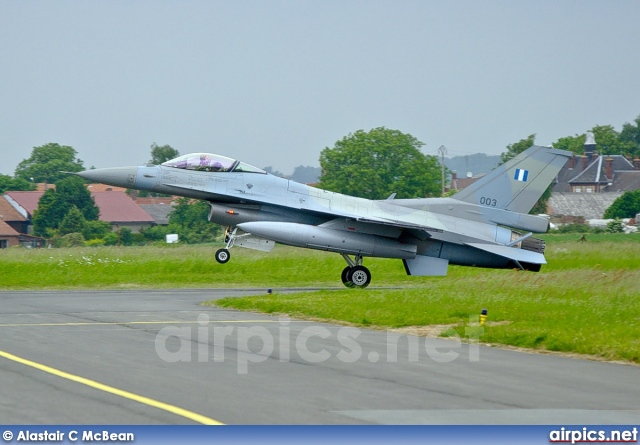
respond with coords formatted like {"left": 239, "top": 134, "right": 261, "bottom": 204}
{"left": 438, "top": 145, "right": 447, "bottom": 196}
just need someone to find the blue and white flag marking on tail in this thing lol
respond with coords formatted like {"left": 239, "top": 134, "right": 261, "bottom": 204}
{"left": 514, "top": 168, "right": 529, "bottom": 182}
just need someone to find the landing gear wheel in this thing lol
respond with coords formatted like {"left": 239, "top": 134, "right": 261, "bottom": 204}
{"left": 341, "top": 267, "right": 355, "bottom": 288}
{"left": 215, "top": 248, "right": 230, "bottom": 264}
{"left": 348, "top": 265, "right": 371, "bottom": 288}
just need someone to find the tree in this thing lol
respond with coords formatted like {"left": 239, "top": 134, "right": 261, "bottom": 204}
{"left": 167, "top": 198, "right": 221, "bottom": 243}
{"left": 604, "top": 190, "right": 640, "bottom": 219}
{"left": 58, "top": 206, "right": 87, "bottom": 236}
{"left": 32, "top": 189, "right": 66, "bottom": 237}
{"left": 500, "top": 134, "right": 536, "bottom": 164}
{"left": 553, "top": 134, "right": 585, "bottom": 154}
{"left": 32, "top": 176, "right": 100, "bottom": 237}
{"left": 55, "top": 176, "right": 100, "bottom": 221}
{"left": 499, "top": 134, "right": 550, "bottom": 214}
{"left": 149, "top": 143, "right": 179, "bottom": 165}
{"left": 317, "top": 127, "right": 441, "bottom": 199}
{"left": 0, "top": 174, "right": 35, "bottom": 194}
{"left": 620, "top": 115, "right": 640, "bottom": 158}
{"left": 14, "top": 143, "right": 85, "bottom": 184}
{"left": 591, "top": 125, "right": 636, "bottom": 156}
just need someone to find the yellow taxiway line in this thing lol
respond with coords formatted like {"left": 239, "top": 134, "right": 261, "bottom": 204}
{"left": 0, "top": 349, "right": 224, "bottom": 425}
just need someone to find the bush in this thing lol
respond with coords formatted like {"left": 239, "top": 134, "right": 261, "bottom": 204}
{"left": 53, "top": 232, "right": 85, "bottom": 247}
{"left": 103, "top": 232, "right": 119, "bottom": 246}
{"left": 82, "top": 220, "right": 112, "bottom": 240}
{"left": 85, "top": 238, "right": 106, "bottom": 247}
{"left": 141, "top": 225, "right": 172, "bottom": 242}
{"left": 605, "top": 219, "right": 625, "bottom": 233}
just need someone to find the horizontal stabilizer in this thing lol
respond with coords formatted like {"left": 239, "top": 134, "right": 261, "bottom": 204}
{"left": 465, "top": 243, "right": 546, "bottom": 264}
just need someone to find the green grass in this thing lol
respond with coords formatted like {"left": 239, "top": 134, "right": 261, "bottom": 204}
{"left": 2, "top": 233, "right": 640, "bottom": 363}
{"left": 212, "top": 233, "right": 640, "bottom": 363}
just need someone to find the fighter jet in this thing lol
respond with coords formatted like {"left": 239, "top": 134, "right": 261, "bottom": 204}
{"left": 75, "top": 146, "right": 572, "bottom": 288}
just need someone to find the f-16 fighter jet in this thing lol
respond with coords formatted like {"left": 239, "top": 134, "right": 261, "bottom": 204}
{"left": 75, "top": 145, "right": 571, "bottom": 288}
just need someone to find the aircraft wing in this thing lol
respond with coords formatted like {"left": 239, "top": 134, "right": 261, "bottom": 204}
{"left": 465, "top": 242, "right": 547, "bottom": 264}
{"left": 354, "top": 216, "right": 443, "bottom": 233}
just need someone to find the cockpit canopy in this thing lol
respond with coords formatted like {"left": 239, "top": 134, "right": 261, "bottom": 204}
{"left": 161, "top": 153, "right": 266, "bottom": 174}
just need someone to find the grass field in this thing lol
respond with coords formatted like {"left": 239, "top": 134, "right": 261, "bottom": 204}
{"left": 1, "top": 233, "right": 639, "bottom": 363}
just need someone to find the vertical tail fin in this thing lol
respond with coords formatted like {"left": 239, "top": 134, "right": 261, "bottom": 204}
{"left": 453, "top": 145, "right": 572, "bottom": 214}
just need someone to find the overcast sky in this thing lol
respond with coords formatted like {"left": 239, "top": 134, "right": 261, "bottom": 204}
{"left": 2, "top": 1, "right": 639, "bottom": 176}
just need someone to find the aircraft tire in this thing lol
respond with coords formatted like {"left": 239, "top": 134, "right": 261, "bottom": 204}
{"left": 215, "top": 248, "right": 231, "bottom": 264}
{"left": 349, "top": 265, "right": 371, "bottom": 288}
{"left": 341, "top": 267, "right": 355, "bottom": 288}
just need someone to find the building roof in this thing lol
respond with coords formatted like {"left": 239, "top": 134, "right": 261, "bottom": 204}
{"left": 0, "top": 196, "right": 27, "bottom": 222}
{"left": 3, "top": 190, "right": 154, "bottom": 224}
{"left": 0, "top": 219, "right": 20, "bottom": 237}
{"left": 133, "top": 196, "right": 175, "bottom": 205}
{"left": 139, "top": 203, "right": 174, "bottom": 225}
{"left": 553, "top": 154, "right": 638, "bottom": 192}
{"left": 3, "top": 191, "right": 44, "bottom": 217}
{"left": 91, "top": 191, "right": 155, "bottom": 224}
{"left": 548, "top": 192, "right": 624, "bottom": 219}
{"left": 610, "top": 171, "right": 640, "bottom": 192}
{"left": 86, "top": 183, "right": 127, "bottom": 193}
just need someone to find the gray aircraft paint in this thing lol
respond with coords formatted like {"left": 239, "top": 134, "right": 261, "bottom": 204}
{"left": 75, "top": 145, "right": 572, "bottom": 286}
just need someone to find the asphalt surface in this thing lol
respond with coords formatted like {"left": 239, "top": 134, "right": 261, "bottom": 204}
{"left": 0, "top": 289, "right": 638, "bottom": 425}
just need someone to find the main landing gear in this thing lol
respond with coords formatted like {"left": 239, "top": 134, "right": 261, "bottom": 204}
{"left": 216, "top": 227, "right": 371, "bottom": 289}
{"left": 340, "top": 254, "right": 371, "bottom": 288}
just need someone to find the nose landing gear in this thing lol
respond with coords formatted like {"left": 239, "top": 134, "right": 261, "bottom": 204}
{"left": 215, "top": 226, "right": 235, "bottom": 264}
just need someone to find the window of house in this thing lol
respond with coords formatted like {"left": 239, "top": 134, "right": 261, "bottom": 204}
{"left": 0, "top": 240, "right": 7, "bottom": 249}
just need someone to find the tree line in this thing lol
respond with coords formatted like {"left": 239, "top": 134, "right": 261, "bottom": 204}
{"left": 1, "top": 113, "right": 639, "bottom": 246}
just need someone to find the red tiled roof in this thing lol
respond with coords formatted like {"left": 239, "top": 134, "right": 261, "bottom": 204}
{"left": 4, "top": 191, "right": 44, "bottom": 217}
{"left": 132, "top": 196, "right": 176, "bottom": 205}
{"left": 4, "top": 190, "right": 154, "bottom": 224}
{"left": 86, "top": 184, "right": 127, "bottom": 193}
{"left": 0, "top": 219, "right": 20, "bottom": 237}
{"left": 0, "top": 196, "right": 27, "bottom": 222}
{"left": 91, "top": 191, "right": 155, "bottom": 223}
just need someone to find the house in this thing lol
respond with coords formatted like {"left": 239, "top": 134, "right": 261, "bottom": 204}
{"left": 0, "top": 219, "right": 45, "bottom": 248}
{"left": 91, "top": 191, "right": 155, "bottom": 232}
{"left": 3, "top": 190, "right": 156, "bottom": 234}
{"left": 552, "top": 132, "right": 640, "bottom": 194}
{"left": 0, "top": 195, "right": 28, "bottom": 234}
{"left": 132, "top": 196, "right": 176, "bottom": 226}
{"left": 0, "top": 220, "right": 21, "bottom": 248}
{"left": 547, "top": 192, "right": 624, "bottom": 220}
{"left": 548, "top": 132, "right": 640, "bottom": 219}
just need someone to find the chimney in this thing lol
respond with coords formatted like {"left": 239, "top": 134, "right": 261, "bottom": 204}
{"left": 634, "top": 159, "right": 640, "bottom": 170}
{"left": 451, "top": 171, "right": 458, "bottom": 191}
{"left": 582, "top": 155, "right": 588, "bottom": 170}
{"left": 584, "top": 131, "right": 596, "bottom": 161}
{"left": 568, "top": 156, "right": 575, "bottom": 169}
{"left": 605, "top": 158, "right": 613, "bottom": 179}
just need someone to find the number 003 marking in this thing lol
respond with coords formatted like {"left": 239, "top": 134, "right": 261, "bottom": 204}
{"left": 480, "top": 197, "right": 497, "bottom": 206}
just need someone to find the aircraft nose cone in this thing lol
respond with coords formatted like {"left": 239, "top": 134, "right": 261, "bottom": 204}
{"left": 75, "top": 166, "right": 139, "bottom": 188}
